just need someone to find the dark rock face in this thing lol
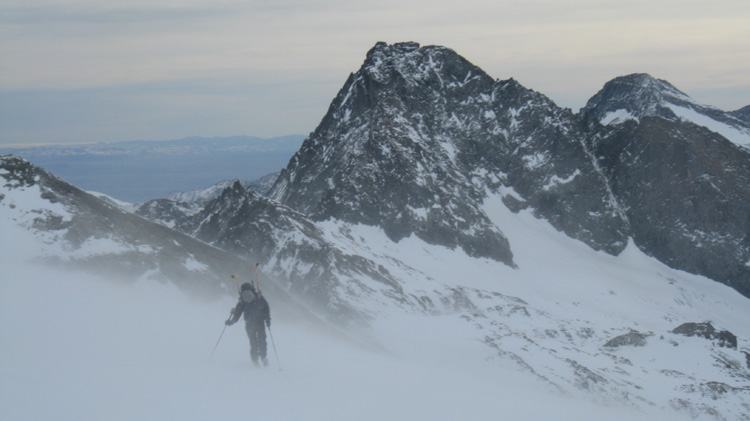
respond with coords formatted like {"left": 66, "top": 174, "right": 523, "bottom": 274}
{"left": 491, "top": 82, "right": 628, "bottom": 255}
{"left": 270, "top": 42, "right": 514, "bottom": 264}
{"left": 730, "top": 105, "right": 750, "bottom": 124}
{"left": 270, "top": 42, "right": 628, "bottom": 265}
{"left": 581, "top": 72, "right": 750, "bottom": 298}
{"left": 672, "top": 322, "right": 737, "bottom": 349}
{"left": 264, "top": 45, "right": 750, "bottom": 299}
{"left": 594, "top": 118, "right": 750, "bottom": 298}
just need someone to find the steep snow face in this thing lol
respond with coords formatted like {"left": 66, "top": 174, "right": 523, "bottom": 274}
{"left": 666, "top": 103, "right": 750, "bottom": 148}
{"left": 584, "top": 73, "right": 750, "bottom": 149}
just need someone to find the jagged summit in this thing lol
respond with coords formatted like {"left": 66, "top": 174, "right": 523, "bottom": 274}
{"left": 361, "top": 41, "right": 490, "bottom": 87}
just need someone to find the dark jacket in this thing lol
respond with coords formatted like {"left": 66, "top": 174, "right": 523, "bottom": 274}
{"left": 227, "top": 288, "right": 271, "bottom": 327}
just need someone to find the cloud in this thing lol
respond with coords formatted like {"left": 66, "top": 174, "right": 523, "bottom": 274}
{"left": 1, "top": 0, "right": 748, "bottom": 144}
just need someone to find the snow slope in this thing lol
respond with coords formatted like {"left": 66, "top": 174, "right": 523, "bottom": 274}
{"left": 2, "top": 251, "right": 666, "bottom": 421}
{"left": 666, "top": 103, "right": 750, "bottom": 149}
{"left": 3, "top": 154, "right": 749, "bottom": 419}
{"left": 4, "top": 187, "right": 749, "bottom": 420}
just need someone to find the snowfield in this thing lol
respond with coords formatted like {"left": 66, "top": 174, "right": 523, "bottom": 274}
{"left": 2, "top": 262, "right": 666, "bottom": 421}
{"left": 3, "top": 193, "right": 749, "bottom": 420}
{"left": 2, "top": 153, "right": 750, "bottom": 420}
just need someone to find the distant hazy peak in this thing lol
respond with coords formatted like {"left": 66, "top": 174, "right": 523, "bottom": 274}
{"left": 583, "top": 73, "right": 750, "bottom": 149}
{"left": 582, "top": 73, "right": 696, "bottom": 123}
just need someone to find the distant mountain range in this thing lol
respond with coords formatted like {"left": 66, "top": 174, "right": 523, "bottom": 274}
{"left": 0, "top": 135, "right": 303, "bottom": 203}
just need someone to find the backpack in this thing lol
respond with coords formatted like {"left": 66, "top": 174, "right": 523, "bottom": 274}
{"left": 241, "top": 288, "right": 257, "bottom": 304}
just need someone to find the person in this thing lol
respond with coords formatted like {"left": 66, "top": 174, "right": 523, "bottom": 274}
{"left": 225, "top": 282, "right": 271, "bottom": 366}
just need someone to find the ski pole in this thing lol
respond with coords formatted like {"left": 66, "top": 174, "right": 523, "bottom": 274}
{"left": 268, "top": 326, "right": 282, "bottom": 371}
{"left": 209, "top": 308, "right": 234, "bottom": 360}
{"left": 209, "top": 324, "right": 227, "bottom": 361}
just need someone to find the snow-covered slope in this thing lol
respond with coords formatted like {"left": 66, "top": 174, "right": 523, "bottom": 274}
{"left": 2, "top": 253, "right": 683, "bottom": 421}
{"left": 86, "top": 190, "right": 140, "bottom": 213}
{"left": 135, "top": 167, "right": 750, "bottom": 418}
{"left": 303, "top": 201, "right": 750, "bottom": 420}
{"left": 0, "top": 155, "right": 265, "bottom": 298}
{"left": 3, "top": 173, "right": 749, "bottom": 420}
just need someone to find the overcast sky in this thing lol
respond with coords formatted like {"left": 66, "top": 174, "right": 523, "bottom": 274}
{"left": 1, "top": 0, "right": 749, "bottom": 146}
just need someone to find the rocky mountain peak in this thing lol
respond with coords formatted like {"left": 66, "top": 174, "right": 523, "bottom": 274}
{"left": 1, "top": 155, "right": 38, "bottom": 187}
{"left": 269, "top": 42, "right": 520, "bottom": 264}
{"left": 269, "top": 42, "right": 635, "bottom": 264}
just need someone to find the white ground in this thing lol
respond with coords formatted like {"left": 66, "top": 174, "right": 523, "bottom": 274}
{"left": 2, "top": 174, "right": 749, "bottom": 420}
{"left": 2, "top": 260, "right": 671, "bottom": 421}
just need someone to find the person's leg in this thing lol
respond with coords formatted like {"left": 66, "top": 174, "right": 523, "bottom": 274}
{"left": 258, "top": 327, "right": 268, "bottom": 364}
{"left": 246, "top": 322, "right": 259, "bottom": 364}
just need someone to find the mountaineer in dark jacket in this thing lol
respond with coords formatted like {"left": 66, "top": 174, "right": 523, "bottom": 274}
{"left": 226, "top": 282, "right": 271, "bottom": 366}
